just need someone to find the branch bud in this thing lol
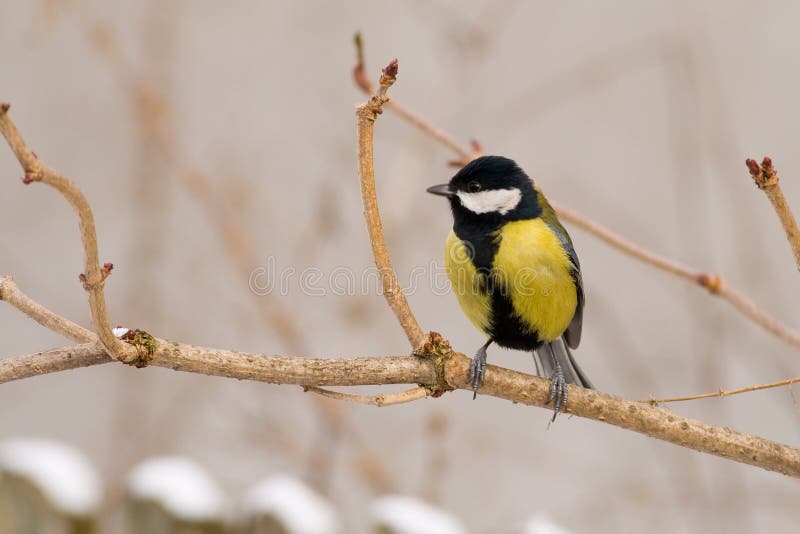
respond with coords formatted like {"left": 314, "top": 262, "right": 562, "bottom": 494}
{"left": 746, "top": 156, "right": 779, "bottom": 189}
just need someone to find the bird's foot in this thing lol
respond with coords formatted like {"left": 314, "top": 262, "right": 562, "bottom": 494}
{"left": 545, "top": 361, "right": 568, "bottom": 421}
{"left": 467, "top": 343, "right": 489, "bottom": 400}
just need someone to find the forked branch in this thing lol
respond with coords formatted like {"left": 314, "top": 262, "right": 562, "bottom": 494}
{"left": 0, "top": 103, "right": 137, "bottom": 364}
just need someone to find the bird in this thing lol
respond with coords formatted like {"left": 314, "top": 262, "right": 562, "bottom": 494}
{"left": 427, "top": 155, "right": 593, "bottom": 420}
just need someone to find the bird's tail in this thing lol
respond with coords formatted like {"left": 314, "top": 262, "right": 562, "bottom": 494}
{"left": 534, "top": 337, "right": 594, "bottom": 390}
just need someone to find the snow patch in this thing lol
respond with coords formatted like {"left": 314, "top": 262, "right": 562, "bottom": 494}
{"left": 521, "top": 514, "right": 572, "bottom": 534}
{"left": 370, "top": 495, "right": 465, "bottom": 534}
{"left": 242, "top": 474, "right": 339, "bottom": 534}
{"left": 127, "top": 456, "right": 225, "bottom": 521}
{"left": 0, "top": 438, "right": 100, "bottom": 515}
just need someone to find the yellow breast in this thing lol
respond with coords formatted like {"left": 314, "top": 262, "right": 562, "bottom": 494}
{"left": 493, "top": 219, "right": 577, "bottom": 342}
{"left": 444, "top": 219, "right": 577, "bottom": 342}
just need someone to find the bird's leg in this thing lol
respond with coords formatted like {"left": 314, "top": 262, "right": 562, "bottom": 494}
{"left": 468, "top": 339, "right": 492, "bottom": 400}
{"left": 532, "top": 351, "right": 542, "bottom": 377}
{"left": 544, "top": 343, "right": 568, "bottom": 421}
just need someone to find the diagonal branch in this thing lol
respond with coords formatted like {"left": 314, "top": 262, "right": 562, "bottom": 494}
{"left": 746, "top": 157, "right": 800, "bottom": 272}
{"left": 463, "top": 358, "right": 800, "bottom": 477}
{"left": 552, "top": 202, "right": 800, "bottom": 349}
{"left": 355, "top": 60, "right": 425, "bottom": 348}
{"left": 0, "top": 275, "right": 94, "bottom": 343}
{"left": 0, "top": 103, "right": 137, "bottom": 363}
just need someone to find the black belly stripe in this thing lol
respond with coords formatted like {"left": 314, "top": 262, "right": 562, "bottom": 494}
{"left": 488, "top": 282, "right": 543, "bottom": 351}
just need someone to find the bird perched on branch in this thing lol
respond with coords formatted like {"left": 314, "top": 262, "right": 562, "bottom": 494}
{"left": 427, "top": 156, "right": 593, "bottom": 420}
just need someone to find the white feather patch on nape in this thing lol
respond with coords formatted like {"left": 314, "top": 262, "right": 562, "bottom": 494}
{"left": 456, "top": 188, "right": 522, "bottom": 215}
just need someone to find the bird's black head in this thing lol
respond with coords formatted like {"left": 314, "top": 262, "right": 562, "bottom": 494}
{"left": 427, "top": 156, "right": 540, "bottom": 224}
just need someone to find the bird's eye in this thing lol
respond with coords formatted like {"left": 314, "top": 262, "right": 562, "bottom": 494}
{"left": 467, "top": 181, "right": 481, "bottom": 193}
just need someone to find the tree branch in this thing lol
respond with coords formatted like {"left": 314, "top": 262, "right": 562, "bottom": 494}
{"left": 0, "top": 275, "right": 94, "bottom": 343}
{"left": 0, "top": 343, "right": 108, "bottom": 384}
{"left": 463, "top": 357, "right": 800, "bottom": 477}
{"left": 355, "top": 60, "right": 425, "bottom": 348}
{"left": 0, "top": 103, "right": 137, "bottom": 363}
{"left": 551, "top": 202, "right": 800, "bottom": 349}
{"left": 1, "top": 325, "right": 798, "bottom": 477}
{"left": 746, "top": 156, "right": 800, "bottom": 272}
{"left": 2, "top": 264, "right": 799, "bottom": 475}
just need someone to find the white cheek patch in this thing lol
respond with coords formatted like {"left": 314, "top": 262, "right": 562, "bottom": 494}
{"left": 456, "top": 188, "right": 522, "bottom": 215}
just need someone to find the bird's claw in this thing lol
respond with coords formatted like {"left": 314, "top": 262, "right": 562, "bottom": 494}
{"left": 545, "top": 362, "right": 568, "bottom": 421}
{"left": 468, "top": 346, "right": 488, "bottom": 400}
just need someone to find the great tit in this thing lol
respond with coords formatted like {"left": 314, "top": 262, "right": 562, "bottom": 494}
{"left": 427, "top": 155, "right": 593, "bottom": 419}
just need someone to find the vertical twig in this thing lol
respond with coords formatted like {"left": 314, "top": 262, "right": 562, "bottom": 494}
{"left": 355, "top": 60, "right": 426, "bottom": 348}
{"left": 746, "top": 157, "right": 800, "bottom": 271}
{"left": 352, "top": 33, "right": 473, "bottom": 164}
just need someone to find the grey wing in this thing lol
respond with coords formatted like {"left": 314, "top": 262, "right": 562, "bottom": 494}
{"left": 544, "top": 220, "right": 584, "bottom": 349}
{"left": 562, "top": 241, "right": 584, "bottom": 349}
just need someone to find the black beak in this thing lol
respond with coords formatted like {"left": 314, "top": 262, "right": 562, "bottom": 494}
{"left": 426, "top": 183, "right": 455, "bottom": 198}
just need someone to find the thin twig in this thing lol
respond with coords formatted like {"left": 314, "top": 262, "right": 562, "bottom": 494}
{"left": 552, "top": 202, "right": 800, "bottom": 349}
{"left": 352, "top": 33, "right": 472, "bottom": 163}
{"left": 355, "top": 60, "right": 426, "bottom": 348}
{"left": 0, "top": 275, "right": 94, "bottom": 343}
{"left": 551, "top": 202, "right": 703, "bottom": 282}
{"left": 639, "top": 376, "right": 800, "bottom": 404}
{"left": 387, "top": 100, "right": 473, "bottom": 164}
{"left": 719, "top": 286, "right": 800, "bottom": 348}
{"left": 304, "top": 385, "right": 429, "bottom": 407}
{"left": 0, "top": 103, "right": 137, "bottom": 363}
{"left": 746, "top": 157, "right": 800, "bottom": 271}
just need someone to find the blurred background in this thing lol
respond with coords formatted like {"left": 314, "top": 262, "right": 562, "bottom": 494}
{"left": 1, "top": 1, "right": 800, "bottom": 532}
